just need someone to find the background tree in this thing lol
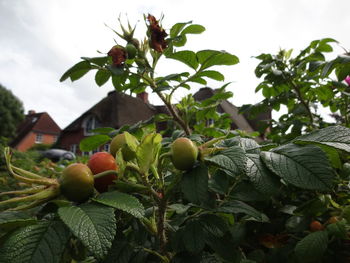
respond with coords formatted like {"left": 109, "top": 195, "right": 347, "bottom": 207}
{"left": 0, "top": 84, "right": 24, "bottom": 141}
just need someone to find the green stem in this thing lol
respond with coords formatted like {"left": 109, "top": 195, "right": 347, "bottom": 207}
{"left": 142, "top": 247, "right": 169, "bottom": 263}
{"left": 0, "top": 185, "right": 60, "bottom": 209}
{"left": 11, "top": 166, "right": 46, "bottom": 180}
{"left": 0, "top": 186, "right": 46, "bottom": 196}
{"left": 93, "top": 170, "right": 118, "bottom": 179}
{"left": 290, "top": 80, "right": 315, "bottom": 127}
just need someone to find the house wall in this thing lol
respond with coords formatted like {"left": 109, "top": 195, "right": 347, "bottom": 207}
{"left": 15, "top": 131, "right": 58, "bottom": 152}
{"left": 59, "top": 129, "right": 85, "bottom": 154}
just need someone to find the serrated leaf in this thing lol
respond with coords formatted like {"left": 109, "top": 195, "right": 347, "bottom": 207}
{"left": 246, "top": 154, "right": 280, "bottom": 196}
{"left": 197, "top": 50, "right": 239, "bottom": 70}
{"left": 167, "top": 50, "right": 199, "bottom": 70}
{"left": 261, "top": 144, "right": 335, "bottom": 191}
{"left": 95, "top": 70, "right": 111, "bottom": 87}
{"left": 294, "top": 125, "right": 350, "bottom": 153}
{"left": 93, "top": 191, "right": 145, "bottom": 218}
{"left": 124, "top": 131, "right": 139, "bottom": 153}
{"left": 218, "top": 200, "right": 269, "bottom": 222}
{"left": 204, "top": 146, "right": 246, "bottom": 177}
{"left": 58, "top": 203, "right": 116, "bottom": 261}
{"left": 199, "top": 214, "right": 228, "bottom": 237}
{"left": 103, "top": 233, "right": 133, "bottom": 263}
{"left": 0, "top": 220, "right": 70, "bottom": 263}
{"left": 326, "top": 220, "right": 347, "bottom": 238}
{"left": 60, "top": 61, "right": 92, "bottom": 82}
{"left": 295, "top": 231, "right": 328, "bottom": 262}
{"left": 79, "top": 134, "right": 111, "bottom": 151}
{"left": 182, "top": 220, "right": 205, "bottom": 253}
{"left": 181, "top": 164, "right": 209, "bottom": 205}
{"left": 181, "top": 24, "right": 205, "bottom": 35}
{"left": 231, "top": 137, "right": 261, "bottom": 154}
{"left": 0, "top": 211, "right": 36, "bottom": 232}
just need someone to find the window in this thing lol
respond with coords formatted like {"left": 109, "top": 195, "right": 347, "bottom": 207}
{"left": 70, "top": 144, "right": 77, "bottom": 154}
{"left": 83, "top": 115, "right": 100, "bottom": 136}
{"left": 104, "top": 144, "right": 110, "bottom": 152}
{"left": 53, "top": 135, "right": 58, "bottom": 143}
{"left": 35, "top": 133, "right": 43, "bottom": 143}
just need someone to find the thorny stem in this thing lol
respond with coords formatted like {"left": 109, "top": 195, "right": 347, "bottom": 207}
{"left": 289, "top": 80, "right": 315, "bottom": 128}
{"left": 136, "top": 73, "right": 191, "bottom": 135}
{"left": 157, "top": 196, "right": 168, "bottom": 255}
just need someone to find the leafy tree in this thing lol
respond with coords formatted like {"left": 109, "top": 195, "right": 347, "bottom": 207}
{"left": 0, "top": 84, "right": 24, "bottom": 140}
{"left": 241, "top": 39, "right": 350, "bottom": 143}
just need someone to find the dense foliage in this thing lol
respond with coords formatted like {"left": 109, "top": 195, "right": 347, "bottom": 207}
{"left": 0, "top": 84, "right": 24, "bottom": 141}
{"left": 0, "top": 15, "right": 350, "bottom": 263}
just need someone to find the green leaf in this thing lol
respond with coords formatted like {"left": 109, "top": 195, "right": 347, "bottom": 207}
{"left": 181, "top": 24, "right": 205, "bottom": 35}
{"left": 246, "top": 154, "right": 280, "bottom": 196}
{"left": 136, "top": 133, "right": 162, "bottom": 174}
{"left": 197, "top": 70, "right": 225, "bottom": 81}
{"left": 188, "top": 76, "right": 207, "bottom": 85}
{"left": 197, "top": 50, "right": 239, "bottom": 70}
{"left": 81, "top": 56, "right": 108, "bottom": 66}
{"left": 95, "top": 70, "right": 111, "bottom": 87}
{"left": 181, "top": 164, "right": 209, "bottom": 205}
{"left": 124, "top": 131, "right": 139, "bottom": 153}
{"left": 0, "top": 220, "right": 70, "bottom": 263}
{"left": 93, "top": 191, "right": 145, "bottom": 218}
{"left": 58, "top": 203, "right": 116, "bottom": 261}
{"left": 182, "top": 220, "right": 206, "bottom": 253}
{"left": 0, "top": 211, "right": 36, "bottom": 232}
{"left": 199, "top": 214, "right": 228, "bottom": 237}
{"left": 90, "top": 127, "right": 116, "bottom": 135}
{"left": 167, "top": 50, "right": 199, "bottom": 70}
{"left": 79, "top": 134, "right": 111, "bottom": 152}
{"left": 294, "top": 125, "right": 350, "bottom": 153}
{"left": 295, "top": 231, "right": 328, "bottom": 262}
{"left": 261, "top": 144, "right": 335, "bottom": 191}
{"left": 60, "top": 61, "right": 92, "bottom": 82}
{"left": 218, "top": 200, "right": 269, "bottom": 222}
{"left": 204, "top": 146, "right": 246, "bottom": 177}
{"left": 170, "top": 21, "right": 191, "bottom": 38}
{"left": 103, "top": 233, "right": 133, "bottom": 263}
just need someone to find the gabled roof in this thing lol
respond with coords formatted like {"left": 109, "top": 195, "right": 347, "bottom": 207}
{"left": 10, "top": 112, "right": 61, "bottom": 147}
{"left": 63, "top": 91, "right": 157, "bottom": 131}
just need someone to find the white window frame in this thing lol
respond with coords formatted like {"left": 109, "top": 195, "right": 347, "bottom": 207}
{"left": 70, "top": 144, "right": 77, "bottom": 154}
{"left": 83, "top": 115, "right": 100, "bottom": 136}
{"left": 35, "top": 133, "right": 43, "bottom": 144}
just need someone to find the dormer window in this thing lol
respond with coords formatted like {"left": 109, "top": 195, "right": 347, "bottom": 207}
{"left": 83, "top": 115, "right": 100, "bottom": 136}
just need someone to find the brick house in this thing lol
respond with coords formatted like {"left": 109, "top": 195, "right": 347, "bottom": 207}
{"left": 10, "top": 110, "right": 61, "bottom": 152}
{"left": 58, "top": 88, "right": 271, "bottom": 155}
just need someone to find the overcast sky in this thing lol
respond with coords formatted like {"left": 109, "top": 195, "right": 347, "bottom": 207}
{"left": 1, "top": 0, "right": 349, "bottom": 129}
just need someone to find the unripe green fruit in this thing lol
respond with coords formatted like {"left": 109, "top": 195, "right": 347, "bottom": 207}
{"left": 126, "top": 43, "right": 138, "bottom": 59}
{"left": 59, "top": 163, "right": 94, "bottom": 203}
{"left": 110, "top": 133, "right": 136, "bottom": 161}
{"left": 171, "top": 137, "right": 198, "bottom": 171}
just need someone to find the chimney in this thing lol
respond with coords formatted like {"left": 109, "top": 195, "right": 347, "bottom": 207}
{"left": 137, "top": 92, "right": 149, "bottom": 104}
{"left": 28, "top": 110, "right": 36, "bottom": 115}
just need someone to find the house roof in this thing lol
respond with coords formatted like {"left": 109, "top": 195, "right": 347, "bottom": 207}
{"left": 60, "top": 88, "right": 270, "bottom": 136}
{"left": 63, "top": 91, "right": 157, "bottom": 132}
{"left": 10, "top": 112, "right": 61, "bottom": 147}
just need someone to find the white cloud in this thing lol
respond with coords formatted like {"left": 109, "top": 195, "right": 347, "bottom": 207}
{"left": 0, "top": 0, "right": 349, "bottom": 128}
